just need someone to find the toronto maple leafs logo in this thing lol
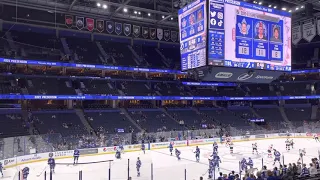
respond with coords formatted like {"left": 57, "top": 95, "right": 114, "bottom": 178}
{"left": 237, "top": 18, "right": 250, "bottom": 36}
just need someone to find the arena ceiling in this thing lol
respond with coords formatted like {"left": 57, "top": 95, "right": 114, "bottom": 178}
{"left": 1, "top": 0, "right": 320, "bottom": 28}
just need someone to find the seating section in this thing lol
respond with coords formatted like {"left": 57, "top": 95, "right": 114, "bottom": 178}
{"left": 67, "top": 38, "right": 101, "bottom": 64}
{"left": 31, "top": 111, "right": 87, "bottom": 137}
{"left": 254, "top": 107, "right": 286, "bottom": 129}
{"left": 24, "top": 77, "right": 76, "bottom": 95}
{"left": 132, "top": 45, "right": 166, "bottom": 68}
{"left": 0, "top": 111, "right": 29, "bottom": 138}
{"left": 0, "top": 76, "right": 21, "bottom": 94}
{"left": 280, "top": 83, "right": 311, "bottom": 96}
{"left": 84, "top": 110, "right": 137, "bottom": 133}
{"left": 245, "top": 84, "right": 277, "bottom": 96}
{"left": 284, "top": 106, "right": 312, "bottom": 127}
{"left": 80, "top": 79, "right": 119, "bottom": 95}
{"left": 117, "top": 81, "right": 155, "bottom": 96}
{"left": 99, "top": 41, "right": 136, "bottom": 66}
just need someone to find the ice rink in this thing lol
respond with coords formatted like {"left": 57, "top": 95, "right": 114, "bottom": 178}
{"left": 3, "top": 137, "right": 320, "bottom": 180}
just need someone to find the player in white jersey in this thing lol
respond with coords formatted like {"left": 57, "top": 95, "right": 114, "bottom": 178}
{"left": 225, "top": 136, "right": 231, "bottom": 147}
{"left": 252, "top": 142, "right": 258, "bottom": 154}
{"left": 314, "top": 134, "right": 319, "bottom": 142}
{"left": 290, "top": 139, "right": 294, "bottom": 149}
{"left": 268, "top": 144, "right": 273, "bottom": 158}
{"left": 298, "top": 148, "right": 306, "bottom": 163}
{"left": 285, "top": 139, "right": 291, "bottom": 151}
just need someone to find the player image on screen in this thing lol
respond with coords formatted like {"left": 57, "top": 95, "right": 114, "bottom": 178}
{"left": 237, "top": 18, "right": 250, "bottom": 36}
{"left": 254, "top": 21, "right": 267, "bottom": 40}
{"left": 270, "top": 25, "right": 282, "bottom": 43}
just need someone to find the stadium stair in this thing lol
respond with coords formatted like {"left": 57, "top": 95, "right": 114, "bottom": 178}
{"left": 127, "top": 45, "right": 141, "bottom": 66}
{"left": 60, "top": 38, "right": 71, "bottom": 55}
{"left": 74, "top": 109, "right": 97, "bottom": 136}
{"left": 120, "top": 108, "right": 143, "bottom": 132}
{"left": 95, "top": 42, "right": 109, "bottom": 63}
{"left": 155, "top": 48, "right": 170, "bottom": 68}
{"left": 159, "top": 108, "right": 185, "bottom": 129}
{"left": 311, "top": 105, "right": 318, "bottom": 120}
{"left": 5, "top": 32, "right": 17, "bottom": 50}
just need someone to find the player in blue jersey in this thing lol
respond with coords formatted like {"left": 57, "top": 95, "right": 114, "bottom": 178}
{"left": 119, "top": 144, "right": 124, "bottom": 153}
{"left": 175, "top": 148, "right": 181, "bottom": 160}
{"left": 115, "top": 149, "right": 121, "bottom": 159}
{"left": 0, "top": 162, "right": 3, "bottom": 177}
{"left": 213, "top": 141, "right": 218, "bottom": 153}
{"left": 136, "top": 157, "right": 141, "bottom": 177}
{"left": 22, "top": 167, "right": 29, "bottom": 180}
{"left": 73, "top": 148, "right": 80, "bottom": 165}
{"left": 210, "top": 150, "right": 217, "bottom": 158}
{"left": 273, "top": 149, "right": 281, "bottom": 166}
{"left": 208, "top": 158, "right": 215, "bottom": 179}
{"left": 48, "top": 153, "right": 56, "bottom": 173}
{"left": 169, "top": 143, "right": 174, "bottom": 156}
{"left": 141, "top": 144, "right": 145, "bottom": 154}
{"left": 240, "top": 158, "right": 247, "bottom": 173}
{"left": 194, "top": 146, "right": 200, "bottom": 162}
{"left": 213, "top": 154, "right": 222, "bottom": 171}
{"left": 247, "top": 157, "right": 253, "bottom": 169}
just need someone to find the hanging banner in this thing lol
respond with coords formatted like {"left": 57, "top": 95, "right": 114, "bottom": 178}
{"left": 76, "top": 17, "right": 84, "bottom": 30}
{"left": 86, "top": 18, "right": 94, "bottom": 32}
{"left": 171, "top": 31, "right": 177, "bottom": 42}
{"left": 115, "top": 22, "right": 122, "bottom": 35}
{"left": 157, "top": 28, "right": 163, "bottom": 40}
{"left": 133, "top": 25, "right": 140, "bottom": 37}
{"left": 106, "top": 21, "right": 114, "bottom": 33}
{"left": 292, "top": 23, "right": 302, "bottom": 45}
{"left": 317, "top": 18, "right": 320, "bottom": 36}
{"left": 96, "top": 20, "right": 104, "bottom": 33}
{"left": 142, "top": 27, "right": 149, "bottom": 38}
{"left": 65, "top": 15, "right": 73, "bottom": 28}
{"left": 302, "top": 19, "right": 316, "bottom": 42}
{"left": 164, "top": 30, "right": 170, "bottom": 41}
{"left": 150, "top": 28, "right": 156, "bottom": 39}
{"left": 124, "top": 24, "right": 131, "bottom": 36}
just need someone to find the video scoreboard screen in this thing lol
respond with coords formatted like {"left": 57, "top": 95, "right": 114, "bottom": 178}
{"left": 179, "top": 0, "right": 292, "bottom": 72}
{"left": 179, "top": 0, "right": 207, "bottom": 71}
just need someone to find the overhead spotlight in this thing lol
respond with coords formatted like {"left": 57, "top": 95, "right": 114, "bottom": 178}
{"left": 282, "top": 7, "right": 287, "bottom": 11}
{"left": 258, "top": 2, "right": 262, "bottom": 5}
{"left": 268, "top": 5, "right": 272, "bottom": 7}
{"left": 162, "top": 15, "right": 165, "bottom": 19}
{"left": 170, "top": 17, "right": 173, "bottom": 20}
{"left": 289, "top": 10, "right": 292, "bottom": 12}
{"left": 301, "top": 5, "right": 304, "bottom": 8}
{"left": 123, "top": 8, "right": 128, "bottom": 12}
{"left": 148, "top": 13, "right": 151, "bottom": 16}
{"left": 138, "top": 12, "right": 141, "bottom": 15}
{"left": 253, "top": 1, "right": 257, "bottom": 4}
{"left": 295, "top": 7, "right": 299, "bottom": 10}
{"left": 134, "top": 11, "right": 137, "bottom": 14}
{"left": 273, "top": 6, "right": 277, "bottom": 9}
{"left": 97, "top": 3, "right": 101, "bottom": 7}
{"left": 102, "top": 4, "right": 107, "bottom": 9}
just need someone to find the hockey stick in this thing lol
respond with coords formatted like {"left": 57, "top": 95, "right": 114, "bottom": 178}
{"left": 201, "top": 169, "right": 208, "bottom": 176}
{"left": 36, "top": 165, "right": 47, "bottom": 177}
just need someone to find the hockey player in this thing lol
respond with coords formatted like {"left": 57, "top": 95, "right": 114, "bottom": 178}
{"left": 194, "top": 146, "right": 200, "bottom": 162}
{"left": 136, "top": 157, "right": 141, "bottom": 177}
{"left": 281, "top": 165, "right": 287, "bottom": 176}
{"left": 298, "top": 149, "right": 306, "bottom": 163}
{"left": 268, "top": 144, "right": 273, "bottom": 158}
{"left": 273, "top": 149, "right": 281, "bottom": 166}
{"left": 208, "top": 158, "right": 215, "bottom": 179}
{"left": 285, "top": 139, "right": 291, "bottom": 151}
{"left": 213, "top": 141, "right": 218, "bottom": 153}
{"left": 0, "top": 162, "right": 3, "bottom": 177}
{"left": 229, "top": 142, "right": 234, "bottom": 154}
{"left": 247, "top": 157, "right": 253, "bottom": 169}
{"left": 48, "top": 153, "right": 56, "bottom": 173}
{"left": 141, "top": 144, "right": 146, "bottom": 154}
{"left": 115, "top": 149, "right": 121, "bottom": 159}
{"left": 119, "top": 144, "right": 124, "bottom": 153}
{"left": 314, "top": 134, "right": 319, "bottom": 142}
{"left": 169, "top": 143, "right": 173, "bottom": 156}
{"left": 73, "top": 148, "right": 80, "bottom": 165}
{"left": 290, "top": 139, "right": 294, "bottom": 149}
{"left": 213, "top": 154, "right": 222, "bottom": 171}
{"left": 252, "top": 142, "right": 258, "bottom": 154}
{"left": 225, "top": 136, "right": 231, "bottom": 147}
{"left": 240, "top": 158, "right": 247, "bottom": 173}
{"left": 22, "top": 167, "right": 30, "bottom": 180}
{"left": 175, "top": 148, "right": 181, "bottom": 160}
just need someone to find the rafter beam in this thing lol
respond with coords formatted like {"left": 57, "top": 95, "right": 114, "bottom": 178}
{"left": 110, "top": 0, "right": 132, "bottom": 17}
{"left": 156, "top": 15, "right": 172, "bottom": 24}
{"left": 69, "top": 0, "right": 78, "bottom": 11}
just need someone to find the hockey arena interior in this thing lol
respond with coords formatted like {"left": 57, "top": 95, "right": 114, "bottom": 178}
{"left": 1, "top": 0, "right": 320, "bottom": 179}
